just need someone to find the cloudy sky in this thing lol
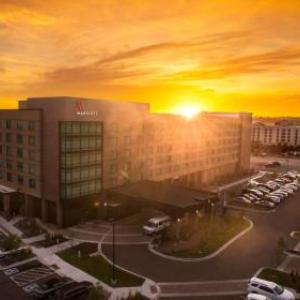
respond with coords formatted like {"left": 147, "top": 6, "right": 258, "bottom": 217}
{"left": 0, "top": 0, "right": 300, "bottom": 116}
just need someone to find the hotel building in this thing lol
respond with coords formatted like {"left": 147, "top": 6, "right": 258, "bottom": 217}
{"left": 0, "top": 97, "right": 252, "bottom": 226}
{"left": 252, "top": 120, "right": 300, "bottom": 147}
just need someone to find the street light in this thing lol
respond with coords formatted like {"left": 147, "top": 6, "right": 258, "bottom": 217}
{"left": 105, "top": 201, "right": 121, "bottom": 286}
{"left": 176, "top": 218, "right": 181, "bottom": 243}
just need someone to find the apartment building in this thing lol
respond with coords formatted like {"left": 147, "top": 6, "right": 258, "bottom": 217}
{"left": 0, "top": 97, "right": 252, "bottom": 226}
{"left": 252, "top": 120, "right": 300, "bottom": 146}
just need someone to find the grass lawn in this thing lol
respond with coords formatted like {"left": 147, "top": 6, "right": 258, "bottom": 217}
{"left": 158, "top": 213, "right": 250, "bottom": 258}
{"left": 15, "top": 219, "right": 45, "bottom": 238}
{"left": 33, "top": 234, "right": 68, "bottom": 248}
{"left": 57, "top": 243, "right": 144, "bottom": 287}
{"left": 257, "top": 268, "right": 300, "bottom": 293}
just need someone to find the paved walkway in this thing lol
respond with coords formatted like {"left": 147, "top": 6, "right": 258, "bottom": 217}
{"left": 64, "top": 221, "right": 150, "bottom": 245}
{"left": 159, "top": 279, "right": 248, "bottom": 297}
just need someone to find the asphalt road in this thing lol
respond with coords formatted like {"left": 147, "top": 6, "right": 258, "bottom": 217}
{"left": 0, "top": 271, "right": 30, "bottom": 300}
{"left": 102, "top": 190, "right": 300, "bottom": 283}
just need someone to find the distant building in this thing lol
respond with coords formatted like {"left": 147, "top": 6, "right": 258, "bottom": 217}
{"left": 252, "top": 120, "right": 300, "bottom": 147}
{"left": 0, "top": 97, "right": 252, "bottom": 226}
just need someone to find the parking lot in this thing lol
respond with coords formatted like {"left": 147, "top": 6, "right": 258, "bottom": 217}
{"left": 0, "top": 253, "right": 97, "bottom": 300}
{"left": 232, "top": 170, "right": 299, "bottom": 210}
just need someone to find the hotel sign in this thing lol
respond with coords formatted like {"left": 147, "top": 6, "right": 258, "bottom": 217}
{"left": 75, "top": 101, "right": 98, "bottom": 116}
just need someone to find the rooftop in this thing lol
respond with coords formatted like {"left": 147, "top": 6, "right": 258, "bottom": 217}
{"left": 109, "top": 180, "right": 216, "bottom": 209}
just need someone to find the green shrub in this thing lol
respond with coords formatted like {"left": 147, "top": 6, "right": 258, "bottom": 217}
{"left": 0, "top": 235, "right": 21, "bottom": 251}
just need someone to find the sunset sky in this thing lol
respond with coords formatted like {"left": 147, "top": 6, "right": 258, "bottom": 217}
{"left": 0, "top": 0, "right": 300, "bottom": 116}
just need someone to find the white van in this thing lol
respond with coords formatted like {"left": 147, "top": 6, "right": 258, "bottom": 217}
{"left": 247, "top": 277, "right": 295, "bottom": 300}
{"left": 143, "top": 216, "right": 171, "bottom": 235}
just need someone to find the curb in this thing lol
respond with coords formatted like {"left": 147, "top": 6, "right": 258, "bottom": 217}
{"left": 227, "top": 204, "right": 276, "bottom": 214}
{"left": 99, "top": 242, "right": 161, "bottom": 299}
{"left": 148, "top": 217, "right": 254, "bottom": 262}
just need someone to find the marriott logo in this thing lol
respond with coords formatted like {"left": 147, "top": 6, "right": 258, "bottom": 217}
{"left": 75, "top": 101, "right": 98, "bottom": 116}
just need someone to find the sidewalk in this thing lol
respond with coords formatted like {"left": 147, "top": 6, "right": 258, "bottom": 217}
{"left": 0, "top": 216, "right": 159, "bottom": 300}
{"left": 159, "top": 279, "right": 248, "bottom": 297}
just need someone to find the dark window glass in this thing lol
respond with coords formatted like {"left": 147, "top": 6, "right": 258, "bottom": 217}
{"left": 5, "top": 120, "right": 11, "bottom": 129}
{"left": 17, "top": 176, "right": 23, "bottom": 185}
{"left": 7, "top": 173, "right": 12, "bottom": 182}
{"left": 17, "top": 148, "right": 23, "bottom": 158}
{"left": 17, "top": 134, "right": 23, "bottom": 144}
{"left": 29, "top": 178, "right": 36, "bottom": 188}
{"left": 6, "top": 146, "right": 12, "bottom": 156}
{"left": 5, "top": 133, "right": 12, "bottom": 143}
{"left": 28, "top": 136, "right": 36, "bottom": 146}
{"left": 17, "top": 162, "right": 23, "bottom": 172}
{"left": 28, "top": 121, "right": 36, "bottom": 131}
{"left": 6, "top": 160, "right": 13, "bottom": 169}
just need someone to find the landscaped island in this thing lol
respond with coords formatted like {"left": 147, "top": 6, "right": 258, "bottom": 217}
{"left": 154, "top": 212, "right": 251, "bottom": 259}
{"left": 57, "top": 243, "right": 144, "bottom": 287}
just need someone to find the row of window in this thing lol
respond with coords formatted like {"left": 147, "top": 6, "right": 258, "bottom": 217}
{"left": 61, "top": 180, "right": 101, "bottom": 199}
{"left": 61, "top": 166, "right": 101, "bottom": 183}
{"left": 0, "top": 133, "right": 36, "bottom": 145}
{"left": 1, "top": 120, "right": 37, "bottom": 131}
{"left": 60, "top": 122, "right": 102, "bottom": 135}
{"left": 61, "top": 136, "right": 101, "bottom": 152}
{"left": 0, "top": 145, "right": 37, "bottom": 160}
{"left": 1, "top": 161, "right": 37, "bottom": 175}
{"left": 0, "top": 172, "right": 36, "bottom": 188}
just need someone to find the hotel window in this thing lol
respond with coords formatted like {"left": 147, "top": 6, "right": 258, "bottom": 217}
{"left": 17, "top": 148, "right": 23, "bottom": 158}
{"left": 5, "top": 133, "right": 12, "bottom": 143}
{"left": 29, "top": 150, "right": 35, "bottom": 160}
{"left": 28, "top": 121, "right": 36, "bottom": 131}
{"left": 17, "top": 176, "right": 23, "bottom": 185}
{"left": 17, "top": 134, "right": 23, "bottom": 144}
{"left": 7, "top": 173, "right": 13, "bottom": 182}
{"left": 60, "top": 121, "right": 103, "bottom": 200}
{"left": 124, "top": 136, "right": 131, "bottom": 145}
{"left": 29, "top": 178, "right": 36, "bottom": 189}
{"left": 5, "top": 120, "right": 12, "bottom": 129}
{"left": 17, "top": 120, "right": 25, "bottom": 130}
{"left": 6, "top": 160, "right": 13, "bottom": 170}
{"left": 17, "top": 162, "right": 23, "bottom": 172}
{"left": 28, "top": 136, "right": 36, "bottom": 146}
{"left": 6, "top": 146, "right": 12, "bottom": 156}
{"left": 29, "top": 164, "right": 36, "bottom": 175}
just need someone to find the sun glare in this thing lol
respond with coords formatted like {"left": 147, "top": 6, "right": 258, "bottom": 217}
{"left": 172, "top": 104, "right": 202, "bottom": 119}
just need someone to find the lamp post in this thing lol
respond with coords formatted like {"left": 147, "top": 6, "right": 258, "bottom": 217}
{"left": 176, "top": 218, "right": 181, "bottom": 243}
{"left": 105, "top": 201, "right": 120, "bottom": 286}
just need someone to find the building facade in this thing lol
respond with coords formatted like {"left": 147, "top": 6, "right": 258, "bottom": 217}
{"left": 0, "top": 97, "right": 252, "bottom": 226}
{"left": 252, "top": 120, "right": 300, "bottom": 147}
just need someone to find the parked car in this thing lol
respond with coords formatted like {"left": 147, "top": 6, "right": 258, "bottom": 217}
{"left": 54, "top": 281, "right": 93, "bottom": 300}
{"left": 284, "top": 184, "right": 297, "bottom": 191}
{"left": 247, "top": 192, "right": 261, "bottom": 200}
{"left": 243, "top": 194, "right": 257, "bottom": 201}
{"left": 246, "top": 293, "right": 271, "bottom": 300}
{"left": 265, "top": 195, "right": 281, "bottom": 204}
{"left": 143, "top": 215, "right": 171, "bottom": 235}
{"left": 255, "top": 200, "right": 276, "bottom": 208}
{"left": 31, "top": 275, "right": 73, "bottom": 299}
{"left": 247, "top": 277, "right": 295, "bottom": 300}
{"left": 279, "top": 187, "right": 294, "bottom": 195}
{"left": 236, "top": 196, "right": 252, "bottom": 204}
{"left": 249, "top": 189, "right": 264, "bottom": 197}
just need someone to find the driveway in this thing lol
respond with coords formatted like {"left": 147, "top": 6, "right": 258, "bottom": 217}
{"left": 102, "top": 191, "right": 300, "bottom": 283}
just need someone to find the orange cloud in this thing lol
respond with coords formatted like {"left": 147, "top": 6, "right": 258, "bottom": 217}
{"left": 0, "top": 0, "right": 300, "bottom": 116}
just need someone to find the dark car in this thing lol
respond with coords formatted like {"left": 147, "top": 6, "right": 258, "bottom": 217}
{"left": 31, "top": 275, "right": 73, "bottom": 299}
{"left": 54, "top": 281, "right": 93, "bottom": 300}
{"left": 272, "top": 161, "right": 281, "bottom": 167}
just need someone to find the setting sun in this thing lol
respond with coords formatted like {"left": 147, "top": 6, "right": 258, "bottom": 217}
{"left": 172, "top": 103, "right": 202, "bottom": 119}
